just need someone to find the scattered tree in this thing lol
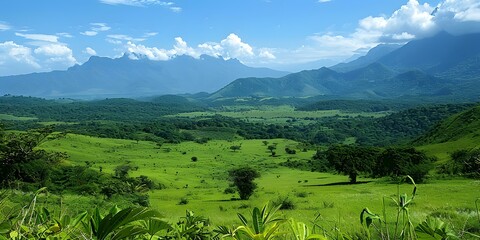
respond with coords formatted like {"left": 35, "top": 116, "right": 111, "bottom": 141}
{"left": 267, "top": 145, "right": 276, "bottom": 156}
{"left": 230, "top": 145, "right": 241, "bottom": 152}
{"left": 325, "top": 145, "right": 380, "bottom": 183}
{"left": 228, "top": 167, "right": 260, "bottom": 200}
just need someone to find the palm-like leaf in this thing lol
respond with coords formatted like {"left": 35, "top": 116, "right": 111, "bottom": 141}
{"left": 93, "top": 207, "right": 161, "bottom": 240}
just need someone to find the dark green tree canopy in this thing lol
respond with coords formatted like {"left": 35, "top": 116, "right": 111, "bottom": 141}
{"left": 228, "top": 167, "right": 260, "bottom": 200}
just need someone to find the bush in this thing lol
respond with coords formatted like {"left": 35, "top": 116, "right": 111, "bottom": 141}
{"left": 285, "top": 148, "right": 296, "bottom": 154}
{"left": 224, "top": 187, "right": 236, "bottom": 194}
{"left": 178, "top": 197, "right": 189, "bottom": 205}
{"left": 274, "top": 196, "right": 295, "bottom": 210}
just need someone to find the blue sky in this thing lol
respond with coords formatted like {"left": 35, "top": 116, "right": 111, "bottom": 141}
{"left": 1, "top": 0, "right": 479, "bottom": 76}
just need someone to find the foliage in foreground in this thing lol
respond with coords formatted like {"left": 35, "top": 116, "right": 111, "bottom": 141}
{"left": 1, "top": 177, "right": 479, "bottom": 239}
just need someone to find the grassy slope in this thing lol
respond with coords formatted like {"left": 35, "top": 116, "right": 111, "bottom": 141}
{"left": 40, "top": 134, "right": 478, "bottom": 231}
{"left": 416, "top": 104, "right": 480, "bottom": 162}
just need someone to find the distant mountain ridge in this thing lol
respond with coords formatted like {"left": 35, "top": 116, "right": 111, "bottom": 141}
{"left": 212, "top": 32, "right": 480, "bottom": 100}
{"left": 0, "top": 54, "right": 288, "bottom": 98}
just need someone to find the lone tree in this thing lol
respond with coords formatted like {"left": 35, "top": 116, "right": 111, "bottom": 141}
{"left": 228, "top": 167, "right": 260, "bottom": 200}
{"left": 267, "top": 145, "right": 276, "bottom": 156}
{"left": 325, "top": 145, "right": 380, "bottom": 183}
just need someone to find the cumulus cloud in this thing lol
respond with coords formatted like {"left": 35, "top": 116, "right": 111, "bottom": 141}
{"left": 434, "top": 0, "right": 480, "bottom": 34}
{"left": 33, "top": 44, "right": 77, "bottom": 67}
{"left": 122, "top": 33, "right": 275, "bottom": 64}
{"left": 126, "top": 41, "right": 174, "bottom": 60}
{"left": 259, "top": 49, "right": 276, "bottom": 60}
{"left": 294, "top": 0, "right": 480, "bottom": 67}
{"left": 81, "top": 23, "right": 110, "bottom": 36}
{"left": 0, "top": 41, "right": 40, "bottom": 76}
{"left": 0, "top": 39, "right": 79, "bottom": 76}
{"left": 85, "top": 47, "right": 97, "bottom": 56}
{"left": 220, "top": 34, "right": 255, "bottom": 59}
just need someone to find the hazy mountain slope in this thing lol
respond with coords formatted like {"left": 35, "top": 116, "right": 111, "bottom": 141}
{"left": 377, "top": 32, "right": 480, "bottom": 74}
{"left": 0, "top": 54, "right": 288, "bottom": 98}
{"left": 210, "top": 67, "right": 348, "bottom": 98}
{"left": 212, "top": 32, "right": 480, "bottom": 100}
{"left": 331, "top": 44, "right": 402, "bottom": 72}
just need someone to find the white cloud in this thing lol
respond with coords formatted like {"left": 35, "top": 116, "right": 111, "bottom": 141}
{"left": 434, "top": 0, "right": 480, "bottom": 34}
{"left": 0, "top": 22, "right": 11, "bottom": 31}
{"left": 197, "top": 42, "right": 223, "bottom": 57}
{"left": 57, "top": 32, "right": 73, "bottom": 38}
{"left": 220, "top": 33, "right": 254, "bottom": 59}
{"left": 126, "top": 41, "right": 174, "bottom": 60}
{"left": 81, "top": 23, "right": 110, "bottom": 37}
{"left": 259, "top": 49, "right": 276, "bottom": 59}
{"left": 99, "top": 0, "right": 181, "bottom": 12}
{"left": 173, "top": 37, "right": 198, "bottom": 57}
{"left": 81, "top": 31, "right": 98, "bottom": 36}
{"left": 15, "top": 33, "right": 59, "bottom": 43}
{"left": 107, "top": 34, "right": 145, "bottom": 42}
{"left": 143, "top": 32, "right": 158, "bottom": 37}
{"left": 0, "top": 41, "right": 40, "bottom": 76}
{"left": 123, "top": 33, "right": 269, "bottom": 64}
{"left": 392, "top": 32, "right": 416, "bottom": 40}
{"left": 170, "top": 6, "right": 182, "bottom": 12}
{"left": 318, "top": 0, "right": 331, "bottom": 3}
{"left": 85, "top": 47, "right": 97, "bottom": 56}
{"left": 33, "top": 44, "right": 77, "bottom": 67}
{"left": 91, "top": 23, "right": 111, "bottom": 32}
{"left": 284, "top": 0, "right": 480, "bottom": 68}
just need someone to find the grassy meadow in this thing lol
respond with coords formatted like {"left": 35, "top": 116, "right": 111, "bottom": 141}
{"left": 39, "top": 133, "right": 480, "bottom": 233}
{"left": 168, "top": 105, "right": 388, "bottom": 125}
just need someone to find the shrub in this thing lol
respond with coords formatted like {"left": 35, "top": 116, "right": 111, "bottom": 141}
{"left": 274, "top": 197, "right": 295, "bottom": 210}
{"left": 285, "top": 147, "right": 296, "bottom": 154}
{"left": 178, "top": 197, "right": 189, "bottom": 205}
{"left": 224, "top": 187, "right": 236, "bottom": 194}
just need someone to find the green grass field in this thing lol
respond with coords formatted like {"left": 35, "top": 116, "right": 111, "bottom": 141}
{"left": 167, "top": 105, "right": 388, "bottom": 125}
{"left": 39, "top": 134, "right": 480, "bottom": 233}
{"left": 0, "top": 114, "right": 37, "bottom": 121}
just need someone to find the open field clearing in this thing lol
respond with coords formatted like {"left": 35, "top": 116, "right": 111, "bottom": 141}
{"left": 39, "top": 134, "right": 480, "bottom": 232}
{"left": 167, "top": 105, "right": 389, "bottom": 125}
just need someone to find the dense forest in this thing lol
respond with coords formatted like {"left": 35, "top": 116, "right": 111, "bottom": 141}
{"left": 0, "top": 96, "right": 474, "bottom": 146}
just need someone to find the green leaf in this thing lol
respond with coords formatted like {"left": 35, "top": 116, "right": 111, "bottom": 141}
{"left": 252, "top": 207, "right": 262, "bottom": 234}
{"left": 237, "top": 213, "right": 248, "bottom": 226}
{"left": 70, "top": 211, "right": 88, "bottom": 230}
{"left": 144, "top": 217, "right": 171, "bottom": 236}
{"left": 96, "top": 207, "right": 160, "bottom": 240}
{"left": 111, "top": 225, "right": 147, "bottom": 240}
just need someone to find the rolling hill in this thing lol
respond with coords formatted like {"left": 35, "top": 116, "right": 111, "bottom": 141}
{"left": 414, "top": 104, "right": 480, "bottom": 161}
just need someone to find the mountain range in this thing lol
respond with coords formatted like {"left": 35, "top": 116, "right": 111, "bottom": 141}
{"left": 0, "top": 54, "right": 287, "bottom": 98}
{"left": 0, "top": 31, "right": 479, "bottom": 100}
{"left": 212, "top": 32, "right": 480, "bottom": 100}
